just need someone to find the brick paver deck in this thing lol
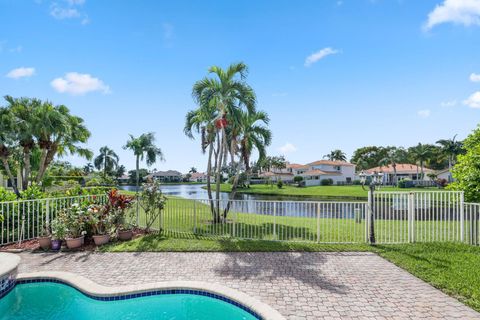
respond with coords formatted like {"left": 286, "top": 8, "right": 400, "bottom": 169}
{"left": 17, "top": 251, "right": 479, "bottom": 319}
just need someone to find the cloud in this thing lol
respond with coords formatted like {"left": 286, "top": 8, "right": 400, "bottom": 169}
{"left": 50, "top": 6, "right": 80, "bottom": 19}
{"left": 440, "top": 100, "right": 457, "bottom": 107}
{"left": 6, "top": 67, "right": 35, "bottom": 79}
{"left": 304, "top": 47, "right": 339, "bottom": 67}
{"left": 50, "top": 0, "right": 88, "bottom": 24}
{"left": 278, "top": 142, "right": 297, "bottom": 154}
{"left": 424, "top": 0, "right": 480, "bottom": 31}
{"left": 51, "top": 72, "right": 110, "bottom": 95}
{"left": 470, "top": 72, "right": 480, "bottom": 82}
{"left": 464, "top": 91, "right": 480, "bottom": 108}
{"left": 417, "top": 109, "right": 431, "bottom": 118}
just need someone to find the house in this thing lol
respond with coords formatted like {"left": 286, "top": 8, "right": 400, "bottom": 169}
{"left": 260, "top": 160, "right": 356, "bottom": 186}
{"left": 146, "top": 170, "right": 183, "bottom": 183}
{"left": 436, "top": 168, "right": 454, "bottom": 183}
{"left": 365, "top": 164, "right": 434, "bottom": 185}
{"left": 188, "top": 172, "right": 208, "bottom": 183}
{"left": 116, "top": 174, "right": 130, "bottom": 184}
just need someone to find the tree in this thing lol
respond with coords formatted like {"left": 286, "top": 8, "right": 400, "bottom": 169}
{"left": 83, "top": 163, "right": 94, "bottom": 174}
{"left": 128, "top": 169, "right": 149, "bottom": 185}
{"left": 115, "top": 165, "right": 126, "bottom": 178}
{"left": 378, "top": 148, "right": 407, "bottom": 185}
{"left": 189, "top": 167, "right": 197, "bottom": 174}
{"left": 324, "top": 149, "right": 347, "bottom": 162}
{"left": 94, "top": 146, "right": 119, "bottom": 177}
{"left": 449, "top": 126, "right": 480, "bottom": 202}
{"left": 408, "top": 143, "right": 433, "bottom": 179}
{"left": 186, "top": 62, "right": 256, "bottom": 222}
{"left": 351, "top": 146, "right": 394, "bottom": 170}
{"left": 124, "top": 133, "right": 164, "bottom": 192}
{"left": 0, "top": 107, "right": 20, "bottom": 196}
{"left": 436, "top": 135, "right": 464, "bottom": 171}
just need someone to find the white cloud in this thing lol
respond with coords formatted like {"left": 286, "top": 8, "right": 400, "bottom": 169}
{"left": 68, "top": 0, "right": 85, "bottom": 4}
{"left": 464, "top": 91, "right": 480, "bottom": 108}
{"left": 278, "top": 142, "right": 297, "bottom": 154}
{"left": 50, "top": 6, "right": 80, "bottom": 19}
{"left": 440, "top": 100, "right": 457, "bottom": 107}
{"left": 51, "top": 72, "right": 110, "bottom": 95}
{"left": 424, "top": 0, "right": 480, "bottom": 31}
{"left": 470, "top": 72, "right": 480, "bottom": 82}
{"left": 304, "top": 47, "right": 339, "bottom": 67}
{"left": 417, "top": 109, "right": 431, "bottom": 118}
{"left": 6, "top": 67, "right": 35, "bottom": 79}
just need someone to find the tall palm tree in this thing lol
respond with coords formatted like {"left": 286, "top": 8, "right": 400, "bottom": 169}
{"left": 324, "top": 149, "right": 347, "bottom": 162}
{"left": 379, "top": 149, "right": 405, "bottom": 185}
{"left": 236, "top": 110, "right": 272, "bottom": 191}
{"left": 124, "top": 133, "right": 164, "bottom": 191}
{"left": 187, "top": 62, "right": 256, "bottom": 222}
{"left": 189, "top": 167, "right": 197, "bottom": 174}
{"left": 409, "top": 143, "right": 432, "bottom": 180}
{"left": 436, "top": 135, "right": 463, "bottom": 171}
{"left": 94, "top": 146, "right": 119, "bottom": 177}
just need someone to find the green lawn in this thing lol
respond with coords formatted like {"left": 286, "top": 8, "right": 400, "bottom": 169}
{"left": 213, "top": 184, "right": 438, "bottom": 200}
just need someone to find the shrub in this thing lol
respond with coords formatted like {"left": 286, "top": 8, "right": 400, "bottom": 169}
{"left": 397, "top": 178, "right": 412, "bottom": 188}
{"left": 0, "top": 188, "right": 17, "bottom": 202}
{"left": 352, "top": 180, "right": 362, "bottom": 185}
{"left": 51, "top": 216, "right": 67, "bottom": 240}
{"left": 435, "top": 178, "right": 448, "bottom": 188}
{"left": 20, "top": 184, "right": 45, "bottom": 200}
{"left": 139, "top": 180, "right": 167, "bottom": 232}
{"left": 320, "top": 178, "right": 333, "bottom": 186}
{"left": 277, "top": 180, "right": 284, "bottom": 189}
{"left": 293, "top": 176, "right": 303, "bottom": 183}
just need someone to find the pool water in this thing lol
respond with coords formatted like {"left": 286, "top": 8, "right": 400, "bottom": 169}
{"left": 0, "top": 282, "right": 258, "bottom": 320}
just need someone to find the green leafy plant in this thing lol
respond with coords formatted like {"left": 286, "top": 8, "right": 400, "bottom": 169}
{"left": 139, "top": 180, "right": 167, "bottom": 232}
{"left": 0, "top": 187, "right": 17, "bottom": 201}
{"left": 320, "top": 178, "right": 333, "bottom": 186}
{"left": 51, "top": 217, "right": 67, "bottom": 240}
{"left": 277, "top": 179, "right": 284, "bottom": 189}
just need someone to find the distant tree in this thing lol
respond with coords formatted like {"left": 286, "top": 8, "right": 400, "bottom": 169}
{"left": 115, "top": 165, "right": 126, "bottom": 178}
{"left": 324, "top": 149, "right": 347, "bottom": 162}
{"left": 378, "top": 148, "right": 407, "bottom": 185}
{"left": 128, "top": 169, "right": 149, "bottom": 185}
{"left": 436, "top": 135, "right": 464, "bottom": 171}
{"left": 83, "top": 162, "right": 94, "bottom": 174}
{"left": 351, "top": 146, "right": 394, "bottom": 170}
{"left": 189, "top": 167, "right": 197, "bottom": 174}
{"left": 408, "top": 143, "right": 433, "bottom": 179}
{"left": 94, "top": 146, "right": 119, "bottom": 177}
{"left": 124, "top": 132, "right": 164, "bottom": 192}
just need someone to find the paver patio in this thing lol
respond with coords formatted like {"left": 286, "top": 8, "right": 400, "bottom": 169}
{"left": 16, "top": 251, "right": 479, "bottom": 320}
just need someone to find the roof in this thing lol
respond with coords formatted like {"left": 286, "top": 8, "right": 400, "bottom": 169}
{"left": 259, "top": 172, "right": 293, "bottom": 177}
{"left": 303, "top": 169, "right": 342, "bottom": 176}
{"left": 150, "top": 170, "right": 183, "bottom": 177}
{"left": 365, "top": 164, "right": 433, "bottom": 174}
{"left": 286, "top": 163, "right": 304, "bottom": 169}
{"left": 190, "top": 172, "right": 206, "bottom": 179}
{"left": 307, "top": 160, "right": 355, "bottom": 167}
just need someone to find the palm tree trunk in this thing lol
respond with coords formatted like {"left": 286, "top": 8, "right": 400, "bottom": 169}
{"left": 1, "top": 156, "right": 20, "bottom": 197}
{"left": 135, "top": 155, "right": 140, "bottom": 190}
{"left": 22, "top": 148, "right": 31, "bottom": 190}
{"left": 214, "top": 131, "right": 224, "bottom": 223}
{"left": 206, "top": 142, "right": 216, "bottom": 218}
{"left": 35, "top": 148, "right": 49, "bottom": 184}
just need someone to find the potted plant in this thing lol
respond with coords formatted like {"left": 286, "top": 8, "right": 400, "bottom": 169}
{"left": 63, "top": 203, "right": 86, "bottom": 249}
{"left": 51, "top": 218, "right": 66, "bottom": 251}
{"left": 87, "top": 204, "right": 112, "bottom": 246}
{"left": 37, "top": 222, "right": 52, "bottom": 250}
{"left": 107, "top": 190, "right": 135, "bottom": 241}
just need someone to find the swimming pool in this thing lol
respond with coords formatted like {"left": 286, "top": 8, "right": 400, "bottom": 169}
{"left": 0, "top": 281, "right": 260, "bottom": 320}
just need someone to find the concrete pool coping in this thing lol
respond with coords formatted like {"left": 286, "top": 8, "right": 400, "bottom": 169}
{"left": 17, "top": 271, "right": 285, "bottom": 320}
{"left": 0, "top": 252, "right": 20, "bottom": 277}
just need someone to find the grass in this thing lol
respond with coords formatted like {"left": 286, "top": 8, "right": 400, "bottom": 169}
{"left": 213, "top": 184, "right": 438, "bottom": 200}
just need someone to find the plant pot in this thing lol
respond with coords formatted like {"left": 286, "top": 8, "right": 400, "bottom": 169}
{"left": 37, "top": 236, "right": 52, "bottom": 250}
{"left": 51, "top": 239, "right": 62, "bottom": 251}
{"left": 66, "top": 236, "right": 83, "bottom": 249}
{"left": 80, "top": 235, "right": 85, "bottom": 245}
{"left": 93, "top": 234, "right": 110, "bottom": 246}
{"left": 117, "top": 229, "right": 133, "bottom": 241}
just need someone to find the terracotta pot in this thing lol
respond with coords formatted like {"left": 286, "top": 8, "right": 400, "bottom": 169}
{"left": 93, "top": 234, "right": 110, "bottom": 246}
{"left": 66, "top": 236, "right": 83, "bottom": 249}
{"left": 51, "top": 239, "right": 62, "bottom": 251}
{"left": 80, "top": 235, "right": 85, "bottom": 245}
{"left": 37, "top": 236, "right": 52, "bottom": 250}
{"left": 117, "top": 230, "right": 133, "bottom": 241}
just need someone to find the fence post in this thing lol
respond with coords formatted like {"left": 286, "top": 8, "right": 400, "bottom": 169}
{"left": 273, "top": 202, "right": 277, "bottom": 240}
{"left": 193, "top": 200, "right": 197, "bottom": 234}
{"left": 316, "top": 203, "right": 320, "bottom": 243}
{"left": 460, "top": 193, "right": 465, "bottom": 242}
{"left": 366, "top": 191, "right": 371, "bottom": 243}
{"left": 45, "top": 199, "right": 50, "bottom": 227}
{"left": 408, "top": 193, "right": 415, "bottom": 243}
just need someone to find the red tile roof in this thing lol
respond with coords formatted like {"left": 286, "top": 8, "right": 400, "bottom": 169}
{"left": 366, "top": 164, "right": 433, "bottom": 174}
{"left": 303, "top": 169, "right": 341, "bottom": 176}
{"left": 307, "top": 160, "right": 355, "bottom": 167}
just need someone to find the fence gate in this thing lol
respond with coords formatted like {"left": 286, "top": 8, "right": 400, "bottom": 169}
{"left": 371, "top": 191, "right": 465, "bottom": 244}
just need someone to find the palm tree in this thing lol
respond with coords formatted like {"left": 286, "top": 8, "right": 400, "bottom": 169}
{"left": 324, "top": 149, "right": 347, "bottom": 162}
{"left": 379, "top": 149, "right": 404, "bottom": 185}
{"left": 83, "top": 162, "right": 94, "bottom": 174}
{"left": 187, "top": 62, "right": 256, "bottom": 222}
{"left": 189, "top": 167, "right": 197, "bottom": 174}
{"left": 94, "top": 146, "right": 119, "bottom": 177}
{"left": 436, "top": 135, "right": 463, "bottom": 171}
{"left": 409, "top": 143, "right": 433, "bottom": 180}
{"left": 0, "top": 106, "right": 20, "bottom": 196}
{"left": 124, "top": 132, "right": 164, "bottom": 191}
{"left": 236, "top": 110, "right": 272, "bottom": 190}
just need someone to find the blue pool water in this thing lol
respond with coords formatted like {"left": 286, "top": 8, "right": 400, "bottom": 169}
{"left": 0, "top": 282, "right": 259, "bottom": 320}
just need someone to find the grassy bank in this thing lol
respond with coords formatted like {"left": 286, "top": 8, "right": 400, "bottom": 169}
{"left": 210, "top": 184, "right": 436, "bottom": 200}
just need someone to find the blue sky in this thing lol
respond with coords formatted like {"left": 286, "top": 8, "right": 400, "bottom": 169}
{"left": 1, "top": 0, "right": 480, "bottom": 173}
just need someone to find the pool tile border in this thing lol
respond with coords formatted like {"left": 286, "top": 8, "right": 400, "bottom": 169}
{"left": 16, "top": 271, "right": 285, "bottom": 320}
{"left": 16, "top": 278, "right": 262, "bottom": 319}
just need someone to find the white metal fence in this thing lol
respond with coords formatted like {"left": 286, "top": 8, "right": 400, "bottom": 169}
{"left": 1, "top": 190, "right": 479, "bottom": 246}
{"left": 0, "top": 195, "right": 107, "bottom": 245}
